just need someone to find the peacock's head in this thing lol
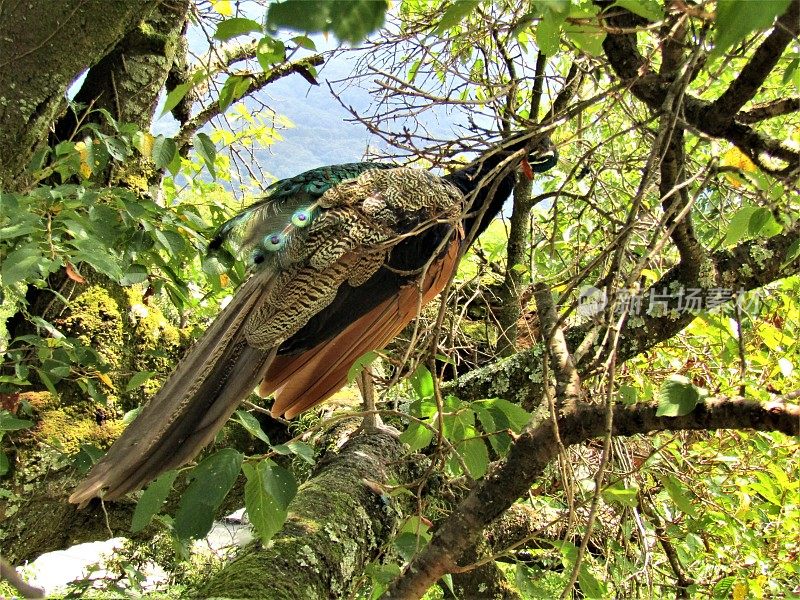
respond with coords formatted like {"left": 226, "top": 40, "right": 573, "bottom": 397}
{"left": 521, "top": 134, "right": 558, "bottom": 178}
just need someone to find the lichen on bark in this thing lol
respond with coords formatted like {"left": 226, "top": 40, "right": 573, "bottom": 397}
{"left": 199, "top": 433, "right": 413, "bottom": 600}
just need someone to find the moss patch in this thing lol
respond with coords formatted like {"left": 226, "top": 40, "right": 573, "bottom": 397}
{"left": 34, "top": 407, "right": 125, "bottom": 455}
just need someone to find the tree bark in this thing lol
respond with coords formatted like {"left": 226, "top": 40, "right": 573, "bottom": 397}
{"left": 0, "top": 0, "right": 159, "bottom": 190}
{"left": 198, "top": 432, "right": 411, "bottom": 599}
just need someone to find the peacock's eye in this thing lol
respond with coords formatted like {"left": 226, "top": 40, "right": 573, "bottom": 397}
{"left": 263, "top": 233, "right": 285, "bottom": 252}
{"left": 251, "top": 250, "right": 266, "bottom": 265}
{"left": 291, "top": 208, "right": 313, "bottom": 227}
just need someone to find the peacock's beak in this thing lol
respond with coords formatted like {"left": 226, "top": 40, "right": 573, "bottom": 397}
{"left": 527, "top": 136, "right": 558, "bottom": 175}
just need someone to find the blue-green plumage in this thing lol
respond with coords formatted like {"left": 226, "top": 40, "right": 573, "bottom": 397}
{"left": 208, "top": 162, "right": 394, "bottom": 266}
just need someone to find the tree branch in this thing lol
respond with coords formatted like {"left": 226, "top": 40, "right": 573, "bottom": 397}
{"left": 706, "top": 0, "right": 800, "bottom": 129}
{"left": 174, "top": 55, "right": 324, "bottom": 151}
{"left": 448, "top": 218, "right": 800, "bottom": 408}
{"left": 386, "top": 397, "right": 799, "bottom": 598}
{"left": 199, "top": 432, "right": 411, "bottom": 599}
{"left": 0, "top": 0, "right": 160, "bottom": 188}
{"left": 600, "top": 2, "right": 800, "bottom": 180}
{"left": 738, "top": 97, "right": 800, "bottom": 123}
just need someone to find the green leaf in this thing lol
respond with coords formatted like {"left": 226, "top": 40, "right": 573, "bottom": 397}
{"left": 713, "top": 576, "right": 736, "bottom": 598}
{"left": 272, "top": 440, "right": 315, "bottom": 464}
{"left": 612, "top": 0, "right": 662, "bottom": 21}
{"left": 563, "top": 23, "right": 606, "bottom": 56}
{"left": 73, "top": 444, "right": 104, "bottom": 475}
{"left": 563, "top": 5, "right": 605, "bottom": 56}
{"left": 1, "top": 246, "right": 44, "bottom": 286}
{"left": 365, "top": 562, "right": 401, "bottom": 585}
{"left": 660, "top": 474, "right": 697, "bottom": 516}
{"left": 0, "top": 451, "right": 9, "bottom": 476}
{"left": 577, "top": 563, "right": 607, "bottom": 599}
{"left": 193, "top": 132, "right": 217, "bottom": 179}
{"left": 618, "top": 384, "right": 638, "bottom": 405}
{"left": 152, "top": 135, "right": 178, "bottom": 170}
{"left": 161, "top": 83, "right": 192, "bottom": 116}
{"left": 125, "top": 371, "right": 154, "bottom": 392}
{"left": 268, "top": 0, "right": 330, "bottom": 32}
{"left": 476, "top": 398, "right": 531, "bottom": 432}
{"left": 784, "top": 237, "right": 800, "bottom": 267}
{"left": 435, "top": 0, "right": 479, "bottom": 34}
{"left": 473, "top": 398, "right": 530, "bottom": 456}
{"left": 399, "top": 421, "right": 434, "bottom": 451}
{"left": 410, "top": 364, "right": 434, "bottom": 400}
{"left": 70, "top": 238, "right": 123, "bottom": 280}
{"left": 536, "top": 9, "right": 564, "bottom": 55}
{"left": 458, "top": 437, "right": 489, "bottom": 479}
{"left": 656, "top": 374, "right": 707, "bottom": 417}
{"left": 748, "top": 207, "right": 781, "bottom": 238}
{"left": 395, "top": 519, "right": 431, "bottom": 561}
{"left": 98, "top": 133, "right": 129, "bottom": 162}
{"left": 214, "top": 17, "right": 263, "bottom": 41}
{"left": 219, "top": 75, "right": 253, "bottom": 111}
{"left": 712, "top": 0, "right": 791, "bottom": 60}
{"left": 174, "top": 449, "right": 242, "bottom": 540}
{"left": 407, "top": 59, "right": 421, "bottom": 83}
{"left": 327, "top": 0, "right": 388, "bottom": 43}
{"left": 122, "top": 406, "right": 142, "bottom": 425}
{"left": 131, "top": 470, "right": 179, "bottom": 533}
{"left": 120, "top": 264, "right": 149, "bottom": 286}
{"left": 243, "top": 460, "right": 296, "bottom": 543}
{"left": 347, "top": 350, "right": 379, "bottom": 384}
{"left": 0, "top": 410, "right": 34, "bottom": 432}
{"left": 35, "top": 368, "right": 59, "bottom": 399}
{"left": 602, "top": 481, "right": 639, "bottom": 508}
{"left": 152, "top": 229, "right": 187, "bottom": 256}
{"left": 291, "top": 35, "right": 316, "bottom": 50}
{"left": 262, "top": 461, "right": 297, "bottom": 510}
{"left": 233, "top": 409, "right": 271, "bottom": 444}
{"left": 783, "top": 57, "right": 799, "bottom": 86}
{"left": 724, "top": 205, "right": 758, "bottom": 245}
{"left": 256, "top": 37, "right": 286, "bottom": 70}
{"left": 0, "top": 221, "right": 40, "bottom": 240}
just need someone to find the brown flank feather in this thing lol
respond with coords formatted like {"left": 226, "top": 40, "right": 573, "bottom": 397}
{"left": 263, "top": 239, "right": 461, "bottom": 418}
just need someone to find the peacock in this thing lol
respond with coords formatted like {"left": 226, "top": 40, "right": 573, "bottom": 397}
{"left": 69, "top": 132, "right": 557, "bottom": 505}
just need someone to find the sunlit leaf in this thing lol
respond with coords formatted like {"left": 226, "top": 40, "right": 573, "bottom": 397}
{"left": 0, "top": 410, "right": 34, "bottom": 432}
{"left": 602, "top": 481, "right": 639, "bottom": 507}
{"left": 152, "top": 135, "right": 178, "bottom": 170}
{"left": 434, "top": 0, "right": 479, "bottom": 34}
{"left": 399, "top": 421, "right": 434, "bottom": 451}
{"left": 233, "top": 409, "right": 271, "bottom": 444}
{"left": 458, "top": 436, "right": 489, "bottom": 479}
{"left": 125, "top": 371, "right": 154, "bottom": 392}
{"left": 161, "top": 83, "right": 192, "bottom": 117}
{"left": 656, "top": 374, "right": 707, "bottom": 417}
{"left": 612, "top": 0, "right": 662, "bottom": 21}
{"left": 243, "top": 460, "right": 297, "bottom": 543}
{"left": 193, "top": 132, "right": 217, "bottom": 179}
{"left": 214, "top": 18, "right": 262, "bottom": 41}
{"left": 712, "top": 0, "right": 791, "bottom": 60}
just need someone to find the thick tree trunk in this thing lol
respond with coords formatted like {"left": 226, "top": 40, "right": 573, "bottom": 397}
{"left": 199, "top": 433, "right": 411, "bottom": 599}
{"left": 0, "top": 0, "right": 159, "bottom": 190}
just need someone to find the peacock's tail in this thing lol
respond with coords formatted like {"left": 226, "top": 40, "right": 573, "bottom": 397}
{"left": 69, "top": 270, "right": 280, "bottom": 505}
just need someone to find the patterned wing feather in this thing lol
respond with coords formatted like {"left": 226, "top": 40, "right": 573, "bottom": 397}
{"left": 208, "top": 162, "right": 392, "bottom": 263}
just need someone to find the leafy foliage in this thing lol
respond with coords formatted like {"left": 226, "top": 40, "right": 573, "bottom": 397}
{"left": 1, "top": 0, "right": 798, "bottom": 597}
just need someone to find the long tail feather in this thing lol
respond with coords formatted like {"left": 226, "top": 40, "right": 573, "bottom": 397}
{"left": 70, "top": 271, "right": 279, "bottom": 505}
